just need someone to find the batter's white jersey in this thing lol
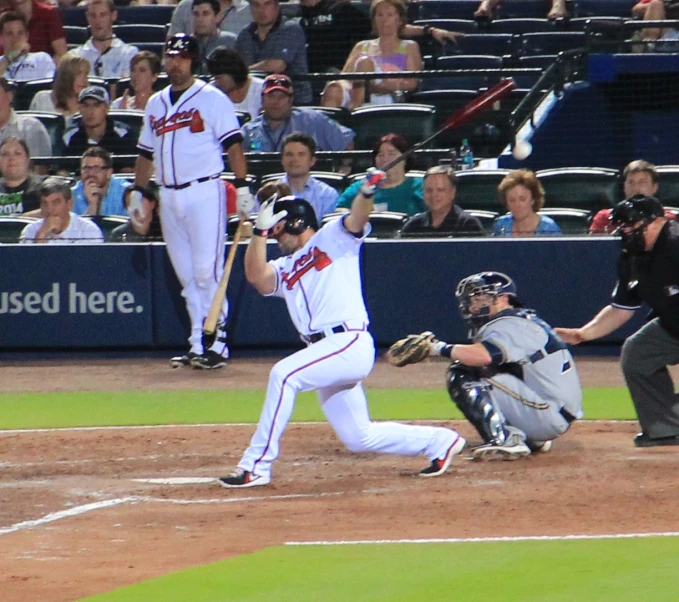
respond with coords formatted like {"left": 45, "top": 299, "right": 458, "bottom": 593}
{"left": 2, "top": 51, "right": 55, "bottom": 82}
{"left": 138, "top": 80, "right": 241, "bottom": 187}
{"left": 267, "top": 216, "right": 370, "bottom": 336}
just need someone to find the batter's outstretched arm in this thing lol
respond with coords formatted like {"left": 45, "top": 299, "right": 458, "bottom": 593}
{"left": 555, "top": 304, "right": 635, "bottom": 345}
{"left": 245, "top": 233, "right": 277, "bottom": 295}
{"left": 134, "top": 154, "right": 154, "bottom": 188}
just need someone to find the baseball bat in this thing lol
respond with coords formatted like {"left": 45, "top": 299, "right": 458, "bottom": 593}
{"left": 380, "top": 78, "right": 517, "bottom": 173}
{"left": 203, "top": 220, "right": 243, "bottom": 336}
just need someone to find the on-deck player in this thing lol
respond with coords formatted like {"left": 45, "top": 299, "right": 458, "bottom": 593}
{"left": 219, "top": 175, "right": 465, "bottom": 488}
{"left": 133, "top": 33, "right": 254, "bottom": 370}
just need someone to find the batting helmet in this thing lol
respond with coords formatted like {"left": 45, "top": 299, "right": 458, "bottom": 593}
{"left": 165, "top": 33, "right": 200, "bottom": 73}
{"left": 273, "top": 196, "right": 319, "bottom": 235}
{"left": 610, "top": 194, "right": 665, "bottom": 254}
{"left": 455, "top": 272, "right": 520, "bottom": 333}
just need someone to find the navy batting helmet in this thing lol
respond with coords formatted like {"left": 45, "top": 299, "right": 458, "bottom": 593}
{"left": 273, "top": 196, "right": 319, "bottom": 235}
{"left": 165, "top": 33, "right": 200, "bottom": 73}
{"left": 455, "top": 272, "right": 519, "bottom": 332}
{"left": 610, "top": 194, "right": 665, "bottom": 254}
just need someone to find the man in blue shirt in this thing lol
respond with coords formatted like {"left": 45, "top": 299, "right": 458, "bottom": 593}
{"left": 279, "top": 132, "right": 338, "bottom": 219}
{"left": 71, "top": 146, "right": 130, "bottom": 216}
{"left": 242, "top": 74, "right": 355, "bottom": 152}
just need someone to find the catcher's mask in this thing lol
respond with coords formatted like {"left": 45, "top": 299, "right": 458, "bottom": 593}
{"left": 455, "top": 271, "right": 519, "bottom": 333}
{"left": 165, "top": 33, "right": 201, "bottom": 74}
{"left": 273, "top": 196, "right": 319, "bottom": 235}
{"left": 609, "top": 194, "right": 664, "bottom": 254}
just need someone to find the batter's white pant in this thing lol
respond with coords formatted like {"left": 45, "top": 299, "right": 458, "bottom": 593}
{"left": 238, "top": 330, "right": 459, "bottom": 480}
{"left": 159, "top": 179, "right": 229, "bottom": 355}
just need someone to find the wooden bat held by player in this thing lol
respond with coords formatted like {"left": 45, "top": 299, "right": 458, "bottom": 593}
{"left": 203, "top": 220, "right": 244, "bottom": 337}
{"left": 381, "top": 78, "right": 517, "bottom": 172}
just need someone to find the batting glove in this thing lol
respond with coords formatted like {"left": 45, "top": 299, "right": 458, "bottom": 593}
{"left": 360, "top": 168, "right": 386, "bottom": 198}
{"left": 253, "top": 195, "right": 288, "bottom": 235}
{"left": 236, "top": 186, "right": 255, "bottom": 216}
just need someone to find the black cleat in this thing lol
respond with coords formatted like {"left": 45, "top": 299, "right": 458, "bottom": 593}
{"left": 170, "top": 351, "right": 199, "bottom": 369}
{"left": 634, "top": 432, "right": 679, "bottom": 447}
{"left": 191, "top": 350, "right": 228, "bottom": 370}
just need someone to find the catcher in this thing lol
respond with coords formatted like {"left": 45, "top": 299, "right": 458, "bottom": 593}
{"left": 387, "top": 271, "right": 583, "bottom": 459}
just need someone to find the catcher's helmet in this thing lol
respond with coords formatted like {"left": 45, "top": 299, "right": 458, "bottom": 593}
{"left": 273, "top": 196, "right": 319, "bottom": 235}
{"left": 165, "top": 33, "right": 200, "bottom": 73}
{"left": 455, "top": 271, "right": 519, "bottom": 332}
{"left": 610, "top": 194, "right": 664, "bottom": 254}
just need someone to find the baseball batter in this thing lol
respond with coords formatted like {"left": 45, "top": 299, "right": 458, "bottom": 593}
{"left": 426, "top": 272, "right": 583, "bottom": 459}
{"left": 134, "top": 34, "right": 254, "bottom": 370}
{"left": 219, "top": 183, "right": 465, "bottom": 488}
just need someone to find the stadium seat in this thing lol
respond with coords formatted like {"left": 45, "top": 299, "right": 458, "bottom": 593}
{"left": 13, "top": 78, "right": 54, "bottom": 111}
{"left": 108, "top": 110, "right": 144, "bottom": 142}
{"left": 261, "top": 171, "right": 348, "bottom": 193}
{"left": 416, "top": 0, "right": 480, "bottom": 20}
{"left": 113, "top": 24, "right": 167, "bottom": 44}
{"left": 64, "top": 25, "right": 88, "bottom": 46}
{"left": 454, "top": 169, "right": 511, "bottom": 212}
{"left": 536, "top": 167, "right": 620, "bottom": 212}
{"left": 350, "top": 104, "right": 436, "bottom": 150}
{"left": 465, "top": 209, "right": 499, "bottom": 233}
{"left": 60, "top": 7, "right": 88, "bottom": 27}
{"left": 18, "top": 111, "right": 66, "bottom": 156}
{"left": 517, "top": 54, "right": 558, "bottom": 68}
{"left": 495, "top": 0, "right": 553, "bottom": 18}
{"left": 521, "top": 32, "right": 586, "bottom": 56}
{"left": 489, "top": 18, "right": 553, "bottom": 33}
{"left": 305, "top": 106, "right": 353, "bottom": 130}
{"left": 322, "top": 211, "right": 409, "bottom": 238}
{"left": 412, "top": 18, "right": 479, "bottom": 33}
{"left": 135, "top": 42, "right": 165, "bottom": 57}
{"left": 84, "top": 216, "right": 129, "bottom": 241}
{"left": 424, "top": 55, "right": 502, "bottom": 91}
{"left": 115, "top": 6, "right": 175, "bottom": 25}
{"left": 573, "top": 0, "right": 637, "bottom": 18}
{"left": 0, "top": 216, "right": 37, "bottom": 243}
{"left": 655, "top": 166, "right": 679, "bottom": 206}
{"left": 445, "top": 33, "right": 516, "bottom": 57}
{"left": 538, "top": 208, "right": 591, "bottom": 234}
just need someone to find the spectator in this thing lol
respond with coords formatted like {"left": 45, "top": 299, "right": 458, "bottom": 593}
{"left": 0, "top": 77, "right": 51, "bottom": 158}
{"left": 72, "top": 0, "right": 138, "bottom": 79}
{"left": 242, "top": 74, "right": 355, "bottom": 152}
{"left": 336, "top": 133, "right": 425, "bottom": 215}
{"left": 401, "top": 165, "right": 484, "bottom": 237}
{"left": 0, "top": 11, "right": 55, "bottom": 81}
{"left": 492, "top": 169, "right": 561, "bottom": 236}
{"left": 169, "top": 0, "right": 252, "bottom": 38}
{"left": 0, "top": 136, "right": 42, "bottom": 214}
{"left": 590, "top": 160, "right": 678, "bottom": 234}
{"left": 322, "top": 0, "right": 423, "bottom": 109}
{"left": 110, "top": 183, "right": 162, "bottom": 242}
{"left": 631, "top": 0, "right": 679, "bottom": 49}
{"left": 28, "top": 52, "right": 90, "bottom": 124}
{"left": 8, "top": 0, "right": 67, "bottom": 59}
{"left": 474, "top": 0, "right": 568, "bottom": 20}
{"left": 235, "top": 0, "right": 311, "bottom": 105}
{"left": 63, "top": 85, "right": 134, "bottom": 156}
{"left": 192, "top": 0, "right": 237, "bottom": 75}
{"left": 20, "top": 176, "right": 105, "bottom": 243}
{"left": 112, "top": 51, "right": 161, "bottom": 111}
{"left": 279, "top": 132, "right": 338, "bottom": 219}
{"left": 71, "top": 146, "right": 130, "bottom": 216}
{"left": 255, "top": 179, "right": 290, "bottom": 205}
{"left": 207, "top": 47, "right": 264, "bottom": 119}
{"left": 301, "top": 0, "right": 462, "bottom": 75}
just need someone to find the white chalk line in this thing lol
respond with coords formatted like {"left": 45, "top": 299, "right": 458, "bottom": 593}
{"left": 0, "top": 452, "right": 211, "bottom": 469}
{"left": 0, "top": 419, "right": 634, "bottom": 436}
{"left": 285, "top": 532, "right": 679, "bottom": 546}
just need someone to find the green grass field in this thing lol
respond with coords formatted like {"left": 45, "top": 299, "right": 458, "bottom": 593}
{"left": 2, "top": 385, "right": 668, "bottom": 602}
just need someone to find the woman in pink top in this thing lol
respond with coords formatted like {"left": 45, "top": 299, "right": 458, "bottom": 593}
{"left": 322, "top": 0, "right": 422, "bottom": 109}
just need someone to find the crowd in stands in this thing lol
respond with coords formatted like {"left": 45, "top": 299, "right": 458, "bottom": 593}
{"left": 0, "top": 0, "right": 677, "bottom": 244}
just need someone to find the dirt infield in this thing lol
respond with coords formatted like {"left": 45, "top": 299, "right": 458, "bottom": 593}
{"left": 2, "top": 357, "right": 679, "bottom": 602}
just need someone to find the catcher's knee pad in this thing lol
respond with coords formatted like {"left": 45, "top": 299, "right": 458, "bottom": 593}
{"left": 446, "top": 362, "right": 507, "bottom": 445}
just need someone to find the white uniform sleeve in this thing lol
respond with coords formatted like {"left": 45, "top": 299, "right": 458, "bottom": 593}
{"left": 138, "top": 102, "right": 154, "bottom": 152}
{"left": 265, "top": 258, "right": 286, "bottom": 298}
{"left": 322, "top": 214, "right": 371, "bottom": 256}
{"left": 210, "top": 88, "right": 242, "bottom": 145}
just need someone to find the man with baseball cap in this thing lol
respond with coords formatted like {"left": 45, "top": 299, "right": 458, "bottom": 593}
{"left": 242, "top": 73, "right": 355, "bottom": 152}
{"left": 63, "top": 85, "right": 135, "bottom": 157}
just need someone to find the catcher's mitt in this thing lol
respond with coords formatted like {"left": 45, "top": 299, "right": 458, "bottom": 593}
{"left": 385, "top": 331, "right": 435, "bottom": 367}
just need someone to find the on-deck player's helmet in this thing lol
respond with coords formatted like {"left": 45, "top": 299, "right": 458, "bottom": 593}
{"left": 165, "top": 33, "right": 200, "bottom": 73}
{"left": 610, "top": 194, "right": 665, "bottom": 254}
{"left": 455, "top": 271, "right": 520, "bottom": 333}
{"left": 273, "top": 196, "right": 319, "bottom": 235}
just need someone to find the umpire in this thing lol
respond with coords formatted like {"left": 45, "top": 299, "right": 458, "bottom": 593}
{"left": 556, "top": 194, "right": 679, "bottom": 447}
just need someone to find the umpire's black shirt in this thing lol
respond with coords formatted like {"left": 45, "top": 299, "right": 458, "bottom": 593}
{"left": 401, "top": 205, "right": 484, "bottom": 237}
{"left": 612, "top": 220, "right": 679, "bottom": 338}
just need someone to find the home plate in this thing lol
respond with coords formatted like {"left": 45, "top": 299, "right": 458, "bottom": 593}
{"left": 133, "top": 477, "right": 217, "bottom": 485}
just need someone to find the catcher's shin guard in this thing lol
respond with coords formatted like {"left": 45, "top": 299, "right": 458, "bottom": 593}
{"left": 446, "top": 362, "right": 508, "bottom": 445}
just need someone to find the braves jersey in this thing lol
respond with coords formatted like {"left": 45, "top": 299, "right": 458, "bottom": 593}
{"left": 476, "top": 309, "right": 583, "bottom": 417}
{"left": 267, "top": 216, "right": 370, "bottom": 336}
{"left": 138, "top": 80, "right": 242, "bottom": 187}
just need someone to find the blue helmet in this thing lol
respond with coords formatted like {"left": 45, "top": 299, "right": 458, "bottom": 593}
{"left": 455, "top": 271, "right": 519, "bottom": 332}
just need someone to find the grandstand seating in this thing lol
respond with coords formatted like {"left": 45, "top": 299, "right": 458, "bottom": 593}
{"left": 350, "top": 104, "right": 436, "bottom": 150}
{"left": 19, "top": 111, "right": 66, "bottom": 156}
{"left": 113, "top": 24, "right": 167, "bottom": 44}
{"left": 538, "top": 208, "right": 592, "bottom": 234}
{"left": 14, "top": 77, "right": 107, "bottom": 112}
{"left": 466, "top": 209, "right": 500, "bottom": 233}
{"left": 322, "top": 211, "right": 409, "bottom": 238}
{"left": 425, "top": 55, "right": 502, "bottom": 91}
{"left": 655, "top": 166, "right": 679, "bottom": 206}
{"left": 260, "top": 171, "right": 348, "bottom": 192}
{"left": 85, "top": 216, "right": 129, "bottom": 241}
{"left": 0, "top": 216, "right": 36, "bottom": 243}
{"left": 495, "top": 0, "right": 554, "bottom": 18}
{"left": 521, "top": 31, "right": 587, "bottom": 55}
{"left": 573, "top": 0, "right": 636, "bottom": 18}
{"left": 488, "top": 18, "right": 554, "bottom": 33}
{"left": 306, "top": 106, "right": 354, "bottom": 130}
{"left": 412, "top": 19, "right": 479, "bottom": 33}
{"left": 108, "top": 110, "right": 145, "bottom": 145}
{"left": 454, "top": 169, "right": 511, "bottom": 212}
{"left": 134, "top": 43, "right": 166, "bottom": 58}
{"left": 63, "top": 25, "right": 88, "bottom": 47}
{"left": 445, "top": 33, "right": 516, "bottom": 57}
{"left": 416, "top": 0, "right": 481, "bottom": 20}
{"left": 536, "top": 167, "right": 619, "bottom": 212}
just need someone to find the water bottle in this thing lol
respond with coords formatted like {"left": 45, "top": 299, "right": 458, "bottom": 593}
{"left": 459, "top": 139, "right": 474, "bottom": 171}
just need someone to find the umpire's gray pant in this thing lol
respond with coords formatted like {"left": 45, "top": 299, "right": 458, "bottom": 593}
{"left": 620, "top": 318, "right": 679, "bottom": 438}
